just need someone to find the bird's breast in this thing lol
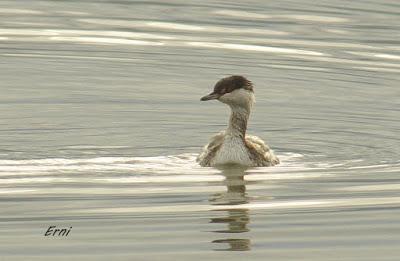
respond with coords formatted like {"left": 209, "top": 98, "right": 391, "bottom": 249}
{"left": 212, "top": 136, "right": 252, "bottom": 166}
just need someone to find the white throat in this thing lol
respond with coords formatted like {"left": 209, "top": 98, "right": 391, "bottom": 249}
{"left": 219, "top": 89, "right": 255, "bottom": 139}
{"left": 226, "top": 106, "right": 250, "bottom": 139}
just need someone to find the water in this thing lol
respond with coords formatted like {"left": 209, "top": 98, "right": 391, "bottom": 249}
{"left": 1, "top": 0, "right": 400, "bottom": 259}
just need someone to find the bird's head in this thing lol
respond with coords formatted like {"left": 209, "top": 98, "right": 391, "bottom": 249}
{"left": 201, "top": 75, "right": 255, "bottom": 109}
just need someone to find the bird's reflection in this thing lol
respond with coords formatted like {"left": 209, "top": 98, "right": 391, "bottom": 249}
{"left": 209, "top": 166, "right": 251, "bottom": 251}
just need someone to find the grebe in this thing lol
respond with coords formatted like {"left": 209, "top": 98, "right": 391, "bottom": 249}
{"left": 197, "top": 75, "right": 279, "bottom": 167}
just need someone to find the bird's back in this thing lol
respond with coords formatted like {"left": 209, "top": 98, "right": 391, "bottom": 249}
{"left": 197, "top": 131, "right": 225, "bottom": 167}
{"left": 245, "top": 135, "right": 280, "bottom": 167}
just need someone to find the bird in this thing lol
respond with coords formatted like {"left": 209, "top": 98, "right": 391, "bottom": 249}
{"left": 197, "top": 75, "right": 279, "bottom": 167}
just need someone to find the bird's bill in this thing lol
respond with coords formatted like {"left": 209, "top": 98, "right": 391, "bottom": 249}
{"left": 200, "top": 92, "right": 220, "bottom": 101}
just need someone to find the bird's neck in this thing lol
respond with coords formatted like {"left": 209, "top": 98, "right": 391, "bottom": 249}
{"left": 226, "top": 106, "right": 251, "bottom": 140}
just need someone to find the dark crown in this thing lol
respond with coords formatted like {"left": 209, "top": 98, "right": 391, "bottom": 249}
{"left": 213, "top": 75, "right": 253, "bottom": 95}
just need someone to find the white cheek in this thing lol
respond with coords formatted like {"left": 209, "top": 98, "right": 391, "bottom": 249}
{"left": 218, "top": 93, "right": 233, "bottom": 103}
{"left": 219, "top": 89, "right": 254, "bottom": 106}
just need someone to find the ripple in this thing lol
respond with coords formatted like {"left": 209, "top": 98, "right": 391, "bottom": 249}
{"left": 0, "top": 8, "right": 42, "bottom": 14}
{"left": 213, "top": 11, "right": 348, "bottom": 23}
{"left": 245, "top": 172, "right": 334, "bottom": 181}
{"left": 0, "top": 152, "right": 385, "bottom": 178}
{"left": 146, "top": 21, "right": 203, "bottom": 31}
{"left": 241, "top": 38, "right": 377, "bottom": 50}
{"left": 347, "top": 51, "right": 400, "bottom": 60}
{"left": 337, "top": 184, "right": 400, "bottom": 192}
{"left": 79, "top": 19, "right": 288, "bottom": 35}
{"left": 288, "top": 55, "right": 400, "bottom": 68}
{"left": 0, "top": 53, "right": 139, "bottom": 62}
{"left": 81, "top": 197, "right": 400, "bottom": 214}
{"left": 55, "top": 11, "right": 90, "bottom": 16}
{"left": 49, "top": 36, "right": 164, "bottom": 46}
{"left": 0, "top": 29, "right": 59, "bottom": 36}
{"left": 277, "top": 14, "right": 349, "bottom": 23}
{"left": 63, "top": 145, "right": 131, "bottom": 150}
{"left": 96, "top": 175, "right": 224, "bottom": 183}
{"left": 0, "top": 153, "right": 308, "bottom": 181}
{"left": 0, "top": 29, "right": 174, "bottom": 40}
{"left": 186, "top": 42, "right": 324, "bottom": 56}
{"left": 0, "top": 154, "right": 216, "bottom": 175}
{"left": 214, "top": 10, "right": 270, "bottom": 19}
{"left": 354, "top": 66, "right": 400, "bottom": 73}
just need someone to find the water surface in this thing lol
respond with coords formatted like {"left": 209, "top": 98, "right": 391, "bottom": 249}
{"left": 1, "top": 0, "right": 400, "bottom": 260}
